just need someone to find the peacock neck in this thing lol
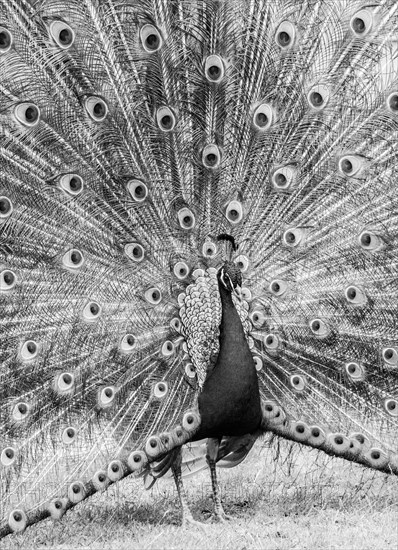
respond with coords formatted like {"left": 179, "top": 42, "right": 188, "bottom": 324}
{"left": 194, "top": 277, "right": 262, "bottom": 439}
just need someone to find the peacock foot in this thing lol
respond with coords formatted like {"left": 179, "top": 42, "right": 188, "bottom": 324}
{"left": 206, "top": 508, "right": 233, "bottom": 523}
{"left": 181, "top": 514, "right": 206, "bottom": 529}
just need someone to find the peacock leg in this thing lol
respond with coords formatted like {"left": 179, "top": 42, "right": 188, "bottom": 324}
{"left": 171, "top": 447, "right": 204, "bottom": 528}
{"left": 206, "top": 437, "right": 232, "bottom": 522}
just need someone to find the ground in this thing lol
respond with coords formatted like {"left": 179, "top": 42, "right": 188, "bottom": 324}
{"left": 3, "top": 437, "right": 398, "bottom": 550}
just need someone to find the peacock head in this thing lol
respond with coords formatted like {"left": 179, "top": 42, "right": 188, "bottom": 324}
{"left": 218, "top": 261, "right": 242, "bottom": 297}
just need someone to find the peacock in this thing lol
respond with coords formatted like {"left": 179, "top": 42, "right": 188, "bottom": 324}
{"left": 1, "top": 0, "right": 398, "bottom": 538}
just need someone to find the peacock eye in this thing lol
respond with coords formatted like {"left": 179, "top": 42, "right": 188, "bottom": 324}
{"left": 177, "top": 207, "right": 195, "bottom": 230}
{"left": 0, "top": 27, "right": 13, "bottom": 52}
{"left": 84, "top": 96, "right": 108, "bottom": 122}
{"left": 49, "top": 21, "right": 75, "bottom": 49}
{"left": 307, "top": 85, "right": 330, "bottom": 110}
{"left": 275, "top": 21, "right": 296, "bottom": 49}
{"left": 1, "top": 447, "right": 16, "bottom": 467}
{"left": 184, "top": 363, "right": 196, "bottom": 379}
{"left": 127, "top": 179, "right": 148, "bottom": 202}
{"left": 283, "top": 228, "right": 303, "bottom": 247}
{"left": 161, "top": 340, "right": 175, "bottom": 357}
{"left": 382, "top": 347, "right": 398, "bottom": 366}
{"left": 252, "top": 103, "right": 275, "bottom": 131}
{"left": 290, "top": 374, "right": 306, "bottom": 392}
{"left": 97, "top": 386, "right": 116, "bottom": 408}
{"left": 14, "top": 103, "right": 41, "bottom": 127}
{"left": 156, "top": 106, "right": 176, "bottom": 132}
{"left": 12, "top": 402, "right": 30, "bottom": 422}
{"left": 202, "top": 144, "right": 221, "bottom": 169}
{"left": 264, "top": 333, "right": 280, "bottom": 350}
{"left": 55, "top": 372, "right": 75, "bottom": 394}
{"left": 387, "top": 92, "right": 398, "bottom": 112}
{"left": 384, "top": 399, "right": 398, "bottom": 417}
{"left": 205, "top": 55, "right": 225, "bottom": 83}
{"left": 153, "top": 381, "right": 169, "bottom": 398}
{"left": 140, "top": 24, "right": 163, "bottom": 52}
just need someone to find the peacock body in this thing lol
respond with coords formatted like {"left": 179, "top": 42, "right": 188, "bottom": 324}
{"left": 1, "top": 0, "right": 398, "bottom": 537}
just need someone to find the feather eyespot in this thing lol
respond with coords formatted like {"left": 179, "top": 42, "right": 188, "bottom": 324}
{"left": 250, "top": 310, "right": 265, "bottom": 328}
{"left": 202, "top": 241, "right": 217, "bottom": 258}
{"left": 49, "top": 21, "right": 75, "bottom": 49}
{"left": 283, "top": 228, "right": 304, "bottom": 247}
{"left": 120, "top": 334, "right": 136, "bottom": 354}
{"left": 307, "top": 85, "right": 330, "bottom": 110}
{"left": 205, "top": 55, "right": 225, "bottom": 83}
{"left": 91, "top": 471, "right": 108, "bottom": 491}
{"left": 161, "top": 341, "right": 175, "bottom": 357}
{"left": 62, "top": 249, "right": 84, "bottom": 270}
{"left": 0, "top": 196, "right": 13, "bottom": 219}
{"left": 55, "top": 372, "right": 75, "bottom": 394}
{"left": 275, "top": 21, "right": 296, "bottom": 49}
{"left": 290, "top": 375, "right": 306, "bottom": 392}
{"left": 384, "top": 399, "right": 398, "bottom": 417}
{"left": 177, "top": 207, "right": 195, "bottom": 230}
{"left": 226, "top": 200, "right": 243, "bottom": 224}
{"left": 108, "top": 460, "right": 124, "bottom": 481}
{"left": 84, "top": 96, "right": 108, "bottom": 121}
{"left": 269, "top": 279, "right": 288, "bottom": 297}
{"left": 140, "top": 24, "right": 163, "bottom": 53}
{"left": 98, "top": 386, "right": 116, "bottom": 408}
{"left": 202, "top": 144, "right": 221, "bottom": 169}
{"left": 382, "top": 347, "right": 398, "bottom": 366}
{"left": 8, "top": 510, "right": 27, "bottom": 533}
{"left": 127, "top": 450, "right": 147, "bottom": 471}
{"left": 68, "top": 481, "right": 85, "bottom": 503}
{"left": 82, "top": 301, "right": 102, "bottom": 321}
{"left": 145, "top": 287, "right": 162, "bottom": 305}
{"left": 252, "top": 103, "right": 275, "bottom": 130}
{"left": 12, "top": 402, "right": 30, "bottom": 422}
{"left": 309, "top": 318, "right": 330, "bottom": 338}
{"left": 182, "top": 410, "right": 201, "bottom": 432}
{"left": 62, "top": 427, "right": 76, "bottom": 444}
{"left": 127, "top": 179, "right": 148, "bottom": 203}
{"left": 338, "top": 155, "right": 365, "bottom": 177}
{"left": 0, "top": 269, "right": 17, "bottom": 292}
{"left": 20, "top": 340, "right": 38, "bottom": 361}
{"left": 14, "top": 103, "right": 40, "bottom": 127}
{"left": 185, "top": 363, "right": 196, "bottom": 379}
{"left": 253, "top": 356, "right": 263, "bottom": 371}
{"left": 156, "top": 106, "right": 176, "bottom": 132}
{"left": 59, "top": 174, "right": 83, "bottom": 196}
{"left": 350, "top": 9, "right": 375, "bottom": 36}
{"left": 124, "top": 242, "right": 144, "bottom": 262}
{"left": 358, "top": 231, "right": 382, "bottom": 252}
{"left": 387, "top": 92, "right": 398, "bottom": 112}
{"left": 235, "top": 255, "right": 249, "bottom": 272}
{"left": 264, "top": 333, "right": 280, "bottom": 351}
{"left": 1, "top": 447, "right": 17, "bottom": 467}
{"left": 345, "top": 362, "right": 366, "bottom": 381}
{"left": 173, "top": 261, "right": 189, "bottom": 280}
{"left": 271, "top": 166, "right": 296, "bottom": 190}
{"left": 0, "top": 27, "right": 13, "bottom": 53}
{"left": 344, "top": 285, "right": 367, "bottom": 305}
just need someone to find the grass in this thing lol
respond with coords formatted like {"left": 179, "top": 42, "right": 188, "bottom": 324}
{"left": 3, "top": 438, "right": 398, "bottom": 550}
